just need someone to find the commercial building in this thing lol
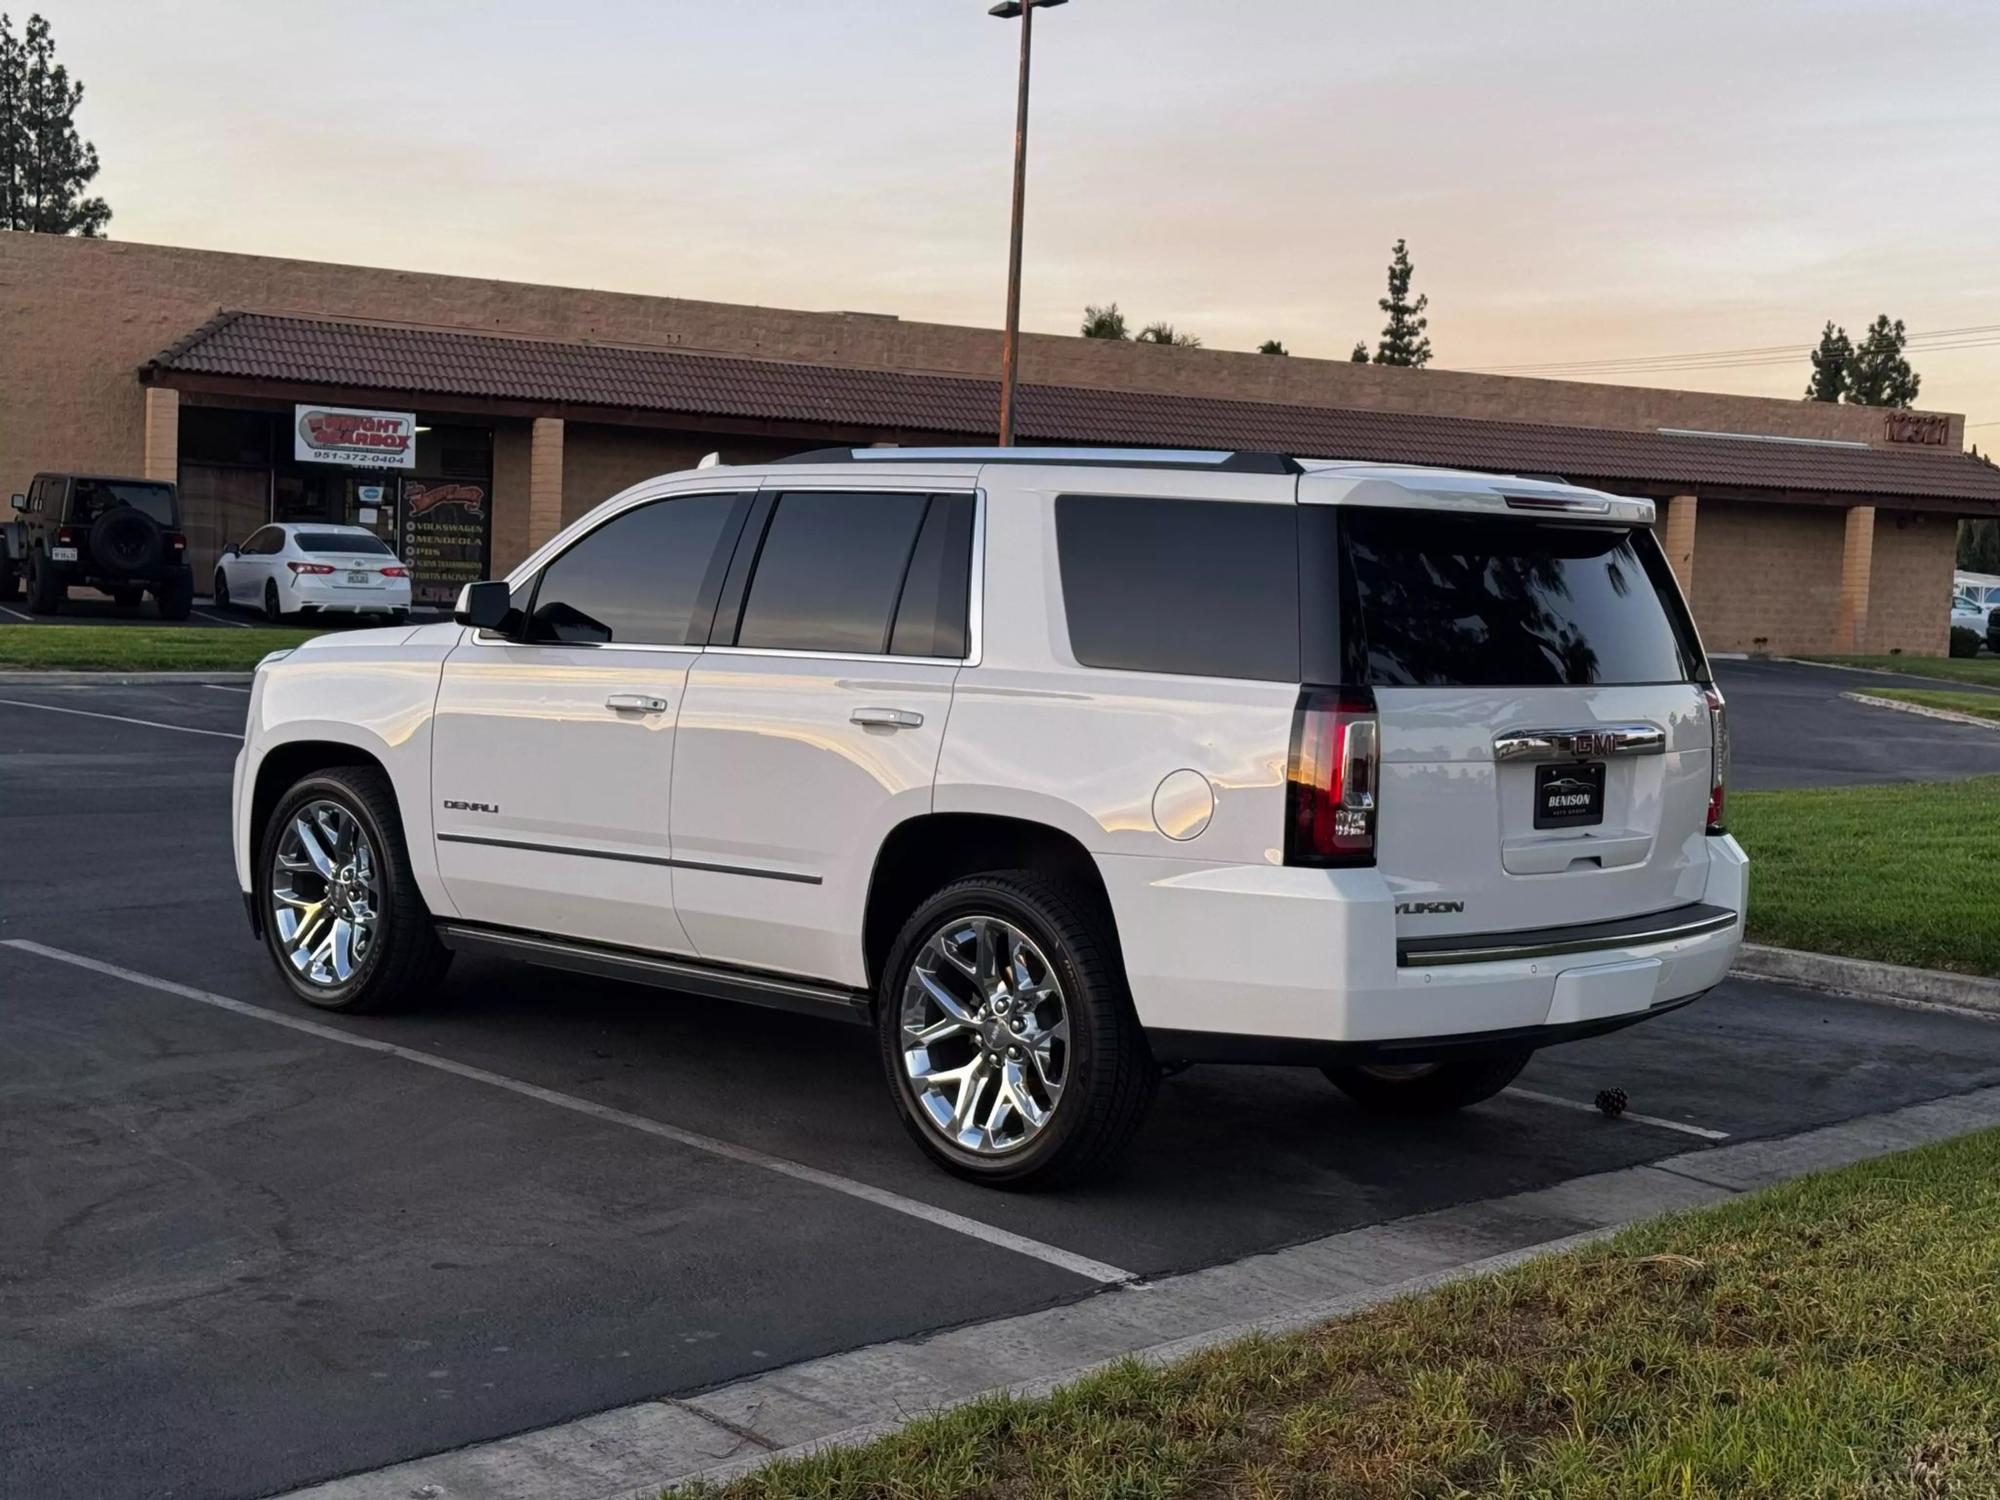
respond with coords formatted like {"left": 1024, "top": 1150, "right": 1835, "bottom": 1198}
{"left": 5, "top": 232, "right": 1997, "bottom": 650}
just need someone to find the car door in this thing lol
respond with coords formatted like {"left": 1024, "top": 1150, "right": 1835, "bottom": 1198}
{"left": 669, "top": 483, "right": 977, "bottom": 986}
{"left": 230, "top": 526, "right": 279, "bottom": 598}
{"left": 430, "top": 488, "right": 751, "bottom": 953}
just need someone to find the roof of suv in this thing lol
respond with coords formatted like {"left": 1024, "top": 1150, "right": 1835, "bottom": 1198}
{"left": 747, "top": 446, "right": 1656, "bottom": 524}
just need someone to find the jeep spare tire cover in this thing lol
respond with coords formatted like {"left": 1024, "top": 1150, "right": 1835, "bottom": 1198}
{"left": 92, "top": 508, "right": 163, "bottom": 576}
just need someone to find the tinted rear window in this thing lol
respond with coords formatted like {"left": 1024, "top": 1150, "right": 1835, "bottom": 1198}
{"left": 736, "top": 491, "right": 931, "bottom": 655}
{"left": 69, "top": 480, "right": 175, "bottom": 526}
{"left": 1343, "top": 508, "right": 1697, "bottom": 687}
{"left": 296, "top": 531, "right": 393, "bottom": 555}
{"left": 1056, "top": 495, "right": 1300, "bottom": 681}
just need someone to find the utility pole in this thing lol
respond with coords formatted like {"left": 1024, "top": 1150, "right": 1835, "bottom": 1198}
{"left": 988, "top": 0, "right": 1066, "bottom": 445}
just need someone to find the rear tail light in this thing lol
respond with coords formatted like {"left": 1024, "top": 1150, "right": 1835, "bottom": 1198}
{"left": 55, "top": 525, "right": 75, "bottom": 545}
{"left": 166, "top": 532, "right": 186, "bottom": 552}
{"left": 287, "top": 561, "right": 336, "bottom": 575}
{"left": 1285, "top": 688, "right": 1379, "bottom": 867}
{"left": 379, "top": 566, "right": 408, "bottom": 578}
{"left": 1702, "top": 684, "right": 1729, "bottom": 833}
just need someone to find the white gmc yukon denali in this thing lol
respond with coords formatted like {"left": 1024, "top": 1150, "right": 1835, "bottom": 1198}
{"left": 232, "top": 448, "right": 1746, "bottom": 1187}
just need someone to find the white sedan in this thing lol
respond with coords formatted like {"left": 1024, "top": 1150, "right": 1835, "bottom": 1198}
{"left": 1952, "top": 591, "right": 1989, "bottom": 642}
{"left": 214, "top": 523, "right": 412, "bottom": 623}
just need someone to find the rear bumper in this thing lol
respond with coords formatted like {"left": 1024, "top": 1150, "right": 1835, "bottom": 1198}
{"left": 1105, "top": 835, "right": 1748, "bottom": 1059}
{"left": 284, "top": 578, "right": 411, "bottom": 613}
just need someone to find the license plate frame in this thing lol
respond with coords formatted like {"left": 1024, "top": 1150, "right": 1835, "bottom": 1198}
{"left": 347, "top": 571, "right": 371, "bottom": 585}
{"left": 1534, "top": 760, "right": 1606, "bottom": 829}
{"left": 49, "top": 545, "right": 78, "bottom": 563}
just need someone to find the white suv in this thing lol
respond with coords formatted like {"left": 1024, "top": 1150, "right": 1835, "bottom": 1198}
{"left": 232, "top": 448, "right": 1746, "bottom": 1187}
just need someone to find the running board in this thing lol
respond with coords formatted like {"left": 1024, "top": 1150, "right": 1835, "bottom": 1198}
{"left": 434, "top": 923, "right": 872, "bottom": 1026}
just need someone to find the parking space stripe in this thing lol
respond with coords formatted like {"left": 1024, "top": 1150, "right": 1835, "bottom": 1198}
{"left": 193, "top": 608, "right": 253, "bottom": 628}
{"left": 0, "top": 939, "right": 1137, "bottom": 1286}
{"left": 203, "top": 683, "right": 252, "bottom": 693}
{"left": 1505, "top": 1086, "right": 1730, "bottom": 1141}
{"left": 0, "top": 697, "right": 243, "bottom": 740}
{"left": 0, "top": 604, "right": 29, "bottom": 622}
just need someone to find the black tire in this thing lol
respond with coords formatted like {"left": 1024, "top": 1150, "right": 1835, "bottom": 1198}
{"left": 0, "top": 560, "right": 19, "bottom": 603}
{"left": 388, "top": 608, "right": 409, "bottom": 624}
{"left": 1321, "top": 1048, "right": 1532, "bottom": 1115}
{"left": 155, "top": 570, "right": 193, "bottom": 622}
{"left": 213, "top": 570, "right": 231, "bottom": 610}
{"left": 263, "top": 579, "right": 284, "bottom": 623}
{"left": 112, "top": 586, "right": 143, "bottom": 608}
{"left": 258, "top": 765, "right": 450, "bottom": 1014}
{"left": 90, "top": 508, "right": 163, "bottom": 577}
{"left": 27, "top": 554, "right": 62, "bottom": 614}
{"left": 876, "top": 871, "right": 1157, "bottom": 1189}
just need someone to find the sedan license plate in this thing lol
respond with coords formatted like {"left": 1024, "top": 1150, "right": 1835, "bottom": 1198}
{"left": 50, "top": 545, "right": 78, "bottom": 562}
{"left": 347, "top": 571, "right": 371, "bottom": 585}
{"left": 1535, "top": 761, "right": 1605, "bottom": 829}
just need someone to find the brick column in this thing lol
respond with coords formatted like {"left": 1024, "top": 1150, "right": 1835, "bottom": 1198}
{"left": 1838, "top": 504, "right": 1876, "bottom": 651}
{"left": 142, "top": 386, "right": 180, "bottom": 483}
{"left": 527, "top": 417, "right": 565, "bottom": 550}
{"left": 1661, "top": 494, "right": 1698, "bottom": 599}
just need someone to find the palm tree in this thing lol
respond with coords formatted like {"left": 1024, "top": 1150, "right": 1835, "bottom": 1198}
{"left": 1136, "top": 322, "right": 1202, "bottom": 349}
{"left": 1080, "top": 303, "right": 1129, "bottom": 339}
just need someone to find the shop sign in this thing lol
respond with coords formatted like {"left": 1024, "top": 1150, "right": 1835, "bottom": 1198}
{"left": 399, "top": 478, "right": 491, "bottom": 607}
{"left": 1883, "top": 410, "right": 1949, "bottom": 447}
{"left": 294, "top": 404, "right": 417, "bottom": 469}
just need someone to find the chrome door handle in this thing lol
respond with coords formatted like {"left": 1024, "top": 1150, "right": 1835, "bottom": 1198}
{"left": 605, "top": 693, "right": 669, "bottom": 714}
{"left": 850, "top": 707, "right": 924, "bottom": 729}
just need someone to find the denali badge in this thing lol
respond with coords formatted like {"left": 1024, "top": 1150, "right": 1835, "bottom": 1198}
{"left": 1395, "top": 900, "right": 1465, "bottom": 915}
{"left": 443, "top": 799, "right": 500, "bottom": 814}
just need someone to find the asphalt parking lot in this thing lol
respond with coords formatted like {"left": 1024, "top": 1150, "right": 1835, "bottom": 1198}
{"left": 4, "top": 672, "right": 2000, "bottom": 1500}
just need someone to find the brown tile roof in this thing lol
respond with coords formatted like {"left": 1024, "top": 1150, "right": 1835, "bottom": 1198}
{"left": 148, "top": 311, "right": 2000, "bottom": 508}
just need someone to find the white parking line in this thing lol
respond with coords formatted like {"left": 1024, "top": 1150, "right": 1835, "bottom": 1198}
{"left": 0, "top": 939, "right": 1136, "bottom": 1287}
{"left": 202, "top": 683, "right": 252, "bottom": 694}
{"left": 0, "top": 604, "right": 30, "bottom": 622}
{"left": 1505, "top": 1086, "right": 1730, "bottom": 1141}
{"left": 0, "top": 697, "right": 242, "bottom": 740}
{"left": 193, "top": 608, "right": 252, "bottom": 628}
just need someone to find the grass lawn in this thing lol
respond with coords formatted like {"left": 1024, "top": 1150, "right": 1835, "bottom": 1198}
{"left": 1727, "top": 777, "right": 2000, "bottom": 976}
{"left": 1866, "top": 688, "right": 2000, "bottom": 725}
{"left": 686, "top": 1128, "right": 2000, "bottom": 1499}
{"left": 0, "top": 624, "right": 324, "bottom": 672}
{"left": 1805, "top": 653, "right": 2000, "bottom": 688}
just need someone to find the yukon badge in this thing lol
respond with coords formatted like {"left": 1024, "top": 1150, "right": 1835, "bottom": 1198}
{"left": 443, "top": 799, "right": 500, "bottom": 815}
{"left": 1395, "top": 900, "right": 1465, "bottom": 915}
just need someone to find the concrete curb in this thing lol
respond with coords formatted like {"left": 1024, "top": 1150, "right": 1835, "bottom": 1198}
{"left": 0, "top": 669, "right": 254, "bottom": 684}
{"left": 1842, "top": 690, "right": 2000, "bottom": 731}
{"left": 278, "top": 1082, "right": 2000, "bottom": 1500}
{"left": 1734, "top": 943, "right": 2000, "bottom": 1017}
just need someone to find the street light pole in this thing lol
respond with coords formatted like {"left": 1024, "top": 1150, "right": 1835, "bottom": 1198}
{"left": 989, "top": 0, "right": 1065, "bottom": 446}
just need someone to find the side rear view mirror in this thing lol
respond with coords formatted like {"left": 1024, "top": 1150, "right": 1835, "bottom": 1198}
{"left": 454, "top": 579, "right": 522, "bottom": 636}
{"left": 9, "top": 494, "right": 23, "bottom": 512}
{"left": 223, "top": 542, "right": 240, "bottom": 557}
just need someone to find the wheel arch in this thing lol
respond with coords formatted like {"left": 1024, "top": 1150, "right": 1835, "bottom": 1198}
{"left": 861, "top": 812, "right": 1125, "bottom": 994}
{"left": 246, "top": 739, "right": 411, "bottom": 938}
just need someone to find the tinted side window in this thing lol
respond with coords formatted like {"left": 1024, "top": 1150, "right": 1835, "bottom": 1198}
{"left": 889, "top": 494, "right": 975, "bottom": 658}
{"left": 526, "top": 492, "right": 741, "bottom": 646}
{"left": 735, "top": 491, "right": 929, "bottom": 654}
{"left": 1055, "top": 495, "right": 1301, "bottom": 682}
{"left": 1342, "top": 508, "right": 1698, "bottom": 687}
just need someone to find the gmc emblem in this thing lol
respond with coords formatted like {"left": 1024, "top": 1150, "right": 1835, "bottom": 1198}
{"left": 1571, "top": 732, "right": 1617, "bottom": 758}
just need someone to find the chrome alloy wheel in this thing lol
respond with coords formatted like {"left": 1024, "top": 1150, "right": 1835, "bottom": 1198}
{"left": 270, "top": 800, "right": 380, "bottom": 987}
{"left": 900, "top": 914, "right": 1069, "bottom": 1156}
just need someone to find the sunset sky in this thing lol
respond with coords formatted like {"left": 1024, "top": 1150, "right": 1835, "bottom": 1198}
{"left": 55, "top": 0, "right": 2000, "bottom": 435}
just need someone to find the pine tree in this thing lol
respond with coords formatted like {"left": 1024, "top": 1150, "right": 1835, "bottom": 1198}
{"left": 1804, "top": 321, "right": 1851, "bottom": 402}
{"left": 1372, "top": 238, "right": 1431, "bottom": 367}
{"left": 1080, "top": 303, "right": 1128, "bottom": 340}
{"left": 1136, "top": 321, "right": 1201, "bottom": 349}
{"left": 0, "top": 13, "right": 109, "bottom": 235}
{"left": 1257, "top": 339, "right": 1288, "bottom": 355}
{"left": 1961, "top": 518, "right": 2000, "bottom": 574}
{"left": 1845, "top": 315, "right": 1921, "bottom": 408}
{"left": 1349, "top": 342, "right": 1369, "bottom": 363}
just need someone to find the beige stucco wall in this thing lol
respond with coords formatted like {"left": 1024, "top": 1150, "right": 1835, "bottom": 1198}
{"left": 1691, "top": 500, "right": 1849, "bottom": 656}
{"left": 1863, "top": 508, "right": 1957, "bottom": 656}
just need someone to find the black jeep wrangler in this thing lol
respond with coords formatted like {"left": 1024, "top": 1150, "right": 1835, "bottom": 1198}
{"left": 3, "top": 473, "right": 195, "bottom": 619}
